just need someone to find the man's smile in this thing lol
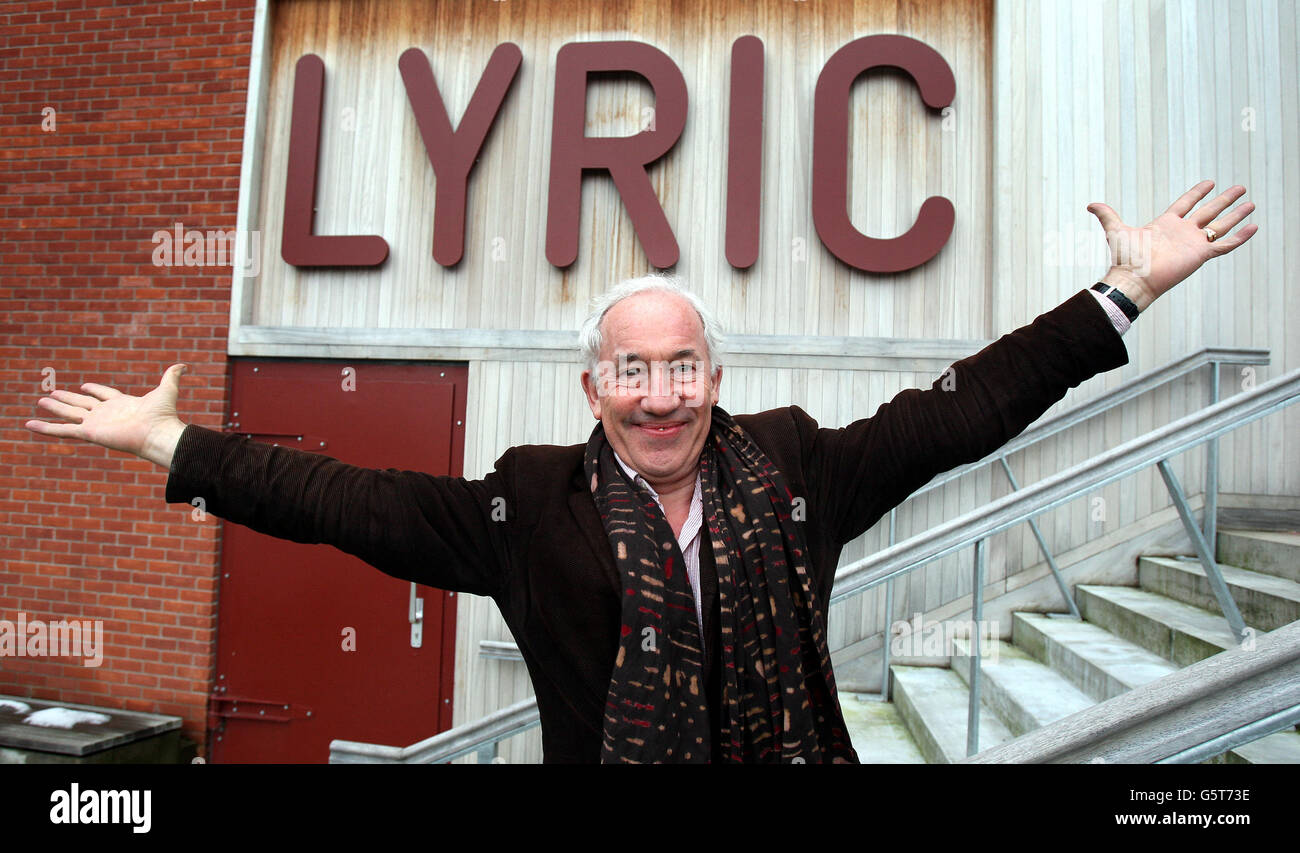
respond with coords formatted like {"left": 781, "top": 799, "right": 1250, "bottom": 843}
{"left": 634, "top": 421, "right": 687, "bottom": 438}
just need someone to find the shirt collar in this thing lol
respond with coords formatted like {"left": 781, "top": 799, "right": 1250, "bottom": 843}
{"left": 612, "top": 449, "right": 700, "bottom": 500}
{"left": 612, "top": 450, "right": 704, "bottom": 548}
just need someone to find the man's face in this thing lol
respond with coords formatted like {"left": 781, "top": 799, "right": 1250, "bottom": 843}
{"left": 580, "top": 290, "right": 722, "bottom": 491}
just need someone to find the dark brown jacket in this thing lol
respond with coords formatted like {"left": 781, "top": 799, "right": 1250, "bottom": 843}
{"left": 165, "top": 291, "right": 1127, "bottom": 762}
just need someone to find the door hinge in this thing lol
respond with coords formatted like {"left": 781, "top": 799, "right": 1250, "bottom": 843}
{"left": 209, "top": 695, "right": 313, "bottom": 725}
{"left": 229, "top": 432, "right": 329, "bottom": 451}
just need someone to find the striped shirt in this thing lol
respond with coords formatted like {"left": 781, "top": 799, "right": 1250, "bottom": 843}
{"left": 613, "top": 451, "right": 706, "bottom": 637}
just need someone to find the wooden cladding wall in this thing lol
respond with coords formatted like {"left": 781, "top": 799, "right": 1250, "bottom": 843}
{"left": 992, "top": 0, "right": 1299, "bottom": 505}
{"left": 239, "top": 0, "right": 992, "bottom": 349}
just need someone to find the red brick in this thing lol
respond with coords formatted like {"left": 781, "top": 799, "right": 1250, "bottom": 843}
{"left": 1, "top": 0, "right": 251, "bottom": 759}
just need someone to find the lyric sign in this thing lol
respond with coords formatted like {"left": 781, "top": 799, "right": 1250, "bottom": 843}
{"left": 281, "top": 34, "right": 955, "bottom": 274}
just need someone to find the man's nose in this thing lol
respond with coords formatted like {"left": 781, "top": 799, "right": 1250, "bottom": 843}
{"left": 640, "top": 365, "right": 681, "bottom": 413}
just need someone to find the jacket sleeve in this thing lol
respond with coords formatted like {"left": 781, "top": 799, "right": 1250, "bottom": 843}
{"left": 164, "top": 424, "right": 512, "bottom": 598}
{"left": 802, "top": 289, "right": 1129, "bottom": 545}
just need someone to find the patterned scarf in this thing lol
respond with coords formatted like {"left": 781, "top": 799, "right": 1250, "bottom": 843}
{"left": 584, "top": 405, "right": 858, "bottom": 764}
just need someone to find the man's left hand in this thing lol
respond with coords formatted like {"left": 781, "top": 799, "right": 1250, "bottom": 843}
{"left": 1087, "top": 180, "right": 1257, "bottom": 311}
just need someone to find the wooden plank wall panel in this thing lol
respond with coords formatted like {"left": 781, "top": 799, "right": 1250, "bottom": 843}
{"left": 990, "top": 0, "right": 1298, "bottom": 618}
{"left": 245, "top": 0, "right": 991, "bottom": 344}
{"left": 451, "top": 360, "right": 594, "bottom": 761}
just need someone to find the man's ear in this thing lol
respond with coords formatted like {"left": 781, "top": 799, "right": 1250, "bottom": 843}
{"left": 710, "top": 366, "right": 723, "bottom": 405}
{"left": 580, "top": 370, "right": 601, "bottom": 420}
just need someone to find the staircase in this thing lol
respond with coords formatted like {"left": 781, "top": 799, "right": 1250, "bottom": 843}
{"left": 842, "top": 528, "right": 1300, "bottom": 763}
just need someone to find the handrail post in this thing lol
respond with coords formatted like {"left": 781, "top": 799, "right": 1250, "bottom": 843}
{"left": 881, "top": 509, "right": 897, "bottom": 699}
{"left": 1156, "top": 459, "right": 1249, "bottom": 644}
{"left": 1204, "top": 361, "right": 1220, "bottom": 556}
{"left": 966, "top": 538, "right": 985, "bottom": 757}
{"left": 997, "top": 457, "right": 1080, "bottom": 618}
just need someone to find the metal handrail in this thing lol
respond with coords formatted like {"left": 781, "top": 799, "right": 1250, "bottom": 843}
{"left": 836, "top": 366, "right": 1300, "bottom": 757}
{"left": 329, "top": 695, "right": 539, "bottom": 764}
{"left": 910, "top": 346, "right": 1268, "bottom": 498}
{"left": 832, "top": 368, "right": 1300, "bottom": 604}
{"left": 879, "top": 347, "right": 1267, "bottom": 691}
{"left": 960, "top": 620, "right": 1300, "bottom": 764}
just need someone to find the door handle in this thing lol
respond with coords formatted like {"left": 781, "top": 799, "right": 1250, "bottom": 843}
{"left": 409, "top": 582, "right": 424, "bottom": 648}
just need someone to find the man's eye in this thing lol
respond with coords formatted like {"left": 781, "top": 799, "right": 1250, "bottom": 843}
{"left": 673, "top": 363, "right": 696, "bottom": 376}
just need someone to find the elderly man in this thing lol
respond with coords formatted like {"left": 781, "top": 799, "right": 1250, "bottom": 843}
{"left": 26, "top": 181, "right": 1255, "bottom": 763}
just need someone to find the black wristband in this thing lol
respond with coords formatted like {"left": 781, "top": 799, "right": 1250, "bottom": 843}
{"left": 1092, "top": 282, "right": 1140, "bottom": 321}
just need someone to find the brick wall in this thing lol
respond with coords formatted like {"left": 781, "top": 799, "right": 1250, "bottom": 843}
{"left": 0, "top": 0, "right": 254, "bottom": 757}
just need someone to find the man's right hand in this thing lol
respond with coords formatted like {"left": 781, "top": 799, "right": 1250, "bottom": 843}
{"left": 25, "top": 363, "right": 190, "bottom": 470}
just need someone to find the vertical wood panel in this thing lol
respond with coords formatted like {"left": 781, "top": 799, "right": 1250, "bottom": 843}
{"left": 246, "top": 0, "right": 991, "bottom": 347}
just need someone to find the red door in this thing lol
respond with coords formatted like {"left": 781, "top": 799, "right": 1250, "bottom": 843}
{"left": 209, "top": 360, "right": 466, "bottom": 763}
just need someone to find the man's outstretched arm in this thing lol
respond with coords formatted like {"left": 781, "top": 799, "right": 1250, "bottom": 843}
{"left": 805, "top": 180, "right": 1258, "bottom": 544}
{"left": 24, "top": 365, "right": 510, "bottom": 598}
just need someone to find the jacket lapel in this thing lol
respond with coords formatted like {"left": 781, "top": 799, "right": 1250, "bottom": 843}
{"left": 568, "top": 467, "right": 621, "bottom": 592}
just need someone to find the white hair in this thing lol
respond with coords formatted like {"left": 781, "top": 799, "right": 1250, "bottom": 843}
{"left": 578, "top": 274, "right": 725, "bottom": 376}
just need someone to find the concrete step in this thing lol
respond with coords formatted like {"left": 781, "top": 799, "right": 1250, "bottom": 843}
{"left": 891, "top": 665, "right": 1015, "bottom": 764}
{"left": 840, "top": 693, "right": 926, "bottom": 763}
{"left": 1076, "top": 584, "right": 1240, "bottom": 666}
{"left": 1138, "top": 556, "right": 1300, "bottom": 631}
{"left": 1217, "top": 529, "right": 1300, "bottom": 583}
{"left": 949, "top": 638, "right": 1094, "bottom": 737}
{"left": 1012, "top": 612, "right": 1178, "bottom": 701}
